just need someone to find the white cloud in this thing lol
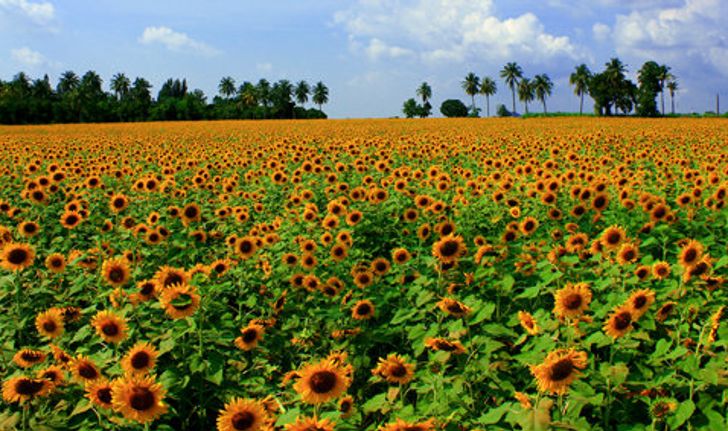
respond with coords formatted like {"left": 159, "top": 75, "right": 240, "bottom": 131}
{"left": 334, "top": 0, "right": 582, "bottom": 65}
{"left": 613, "top": 0, "right": 728, "bottom": 76}
{"left": 139, "top": 26, "right": 220, "bottom": 56}
{"left": 256, "top": 62, "right": 273, "bottom": 73}
{"left": 592, "top": 23, "right": 611, "bottom": 41}
{"left": 11, "top": 46, "right": 45, "bottom": 66}
{"left": 0, "top": 0, "right": 54, "bottom": 24}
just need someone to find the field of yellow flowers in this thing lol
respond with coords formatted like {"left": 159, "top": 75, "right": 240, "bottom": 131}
{"left": 0, "top": 118, "right": 726, "bottom": 431}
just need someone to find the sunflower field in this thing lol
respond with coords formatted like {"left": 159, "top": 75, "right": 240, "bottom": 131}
{"left": 0, "top": 118, "right": 726, "bottom": 431}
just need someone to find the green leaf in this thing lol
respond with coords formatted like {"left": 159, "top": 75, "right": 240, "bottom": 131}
{"left": 362, "top": 393, "right": 388, "bottom": 414}
{"left": 478, "top": 403, "right": 510, "bottom": 425}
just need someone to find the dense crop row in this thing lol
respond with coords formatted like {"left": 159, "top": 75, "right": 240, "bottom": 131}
{"left": 0, "top": 118, "right": 726, "bottom": 430}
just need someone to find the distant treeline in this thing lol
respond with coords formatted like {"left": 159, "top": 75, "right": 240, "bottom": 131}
{"left": 0, "top": 71, "right": 330, "bottom": 124}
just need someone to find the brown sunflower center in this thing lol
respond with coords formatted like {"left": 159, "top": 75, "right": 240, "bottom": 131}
{"left": 65, "top": 214, "right": 79, "bottom": 225}
{"left": 390, "top": 363, "right": 408, "bottom": 377}
{"left": 129, "top": 387, "right": 155, "bottom": 411}
{"left": 184, "top": 206, "right": 198, "bottom": 218}
{"left": 606, "top": 232, "right": 621, "bottom": 244}
{"left": 78, "top": 363, "right": 98, "bottom": 379}
{"left": 231, "top": 411, "right": 256, "bottom": 430}
{"left": 563, "top": 293, "right": 583, "bottom": 310}
{"left": 15, "top": 379, "right": 44, "bottom": 396}
{"left": 102, "top": 322, "right": 120, "bottom": 336}
{"left": 549, "top": 358, "right": 574, "bottom": 381}
{"left": 21, "top": 351, "right": 42, "bottom": 361}
{"left": 242, "top": 328, "right": 258, "bottom": 343}
{"left": 108, "top": 268, "right": 125, "bottom": 282}
{"left": 614, "top": 312, "right": 632, "bottom": 330}
{"left": 356, "top": 303, "right": 372, "bottom": 315}
{"left": 239, "top": 241, "right": 253, "bottom": 253}
{"left": 42, "top": 320, "right": 57, "bottom": 333}
{"left": 50, "top": 258, "right": 63, "bottom": 267}
{"left": 447, "top": 302, "right": 465, "bottom": 314}
{"left": 131, "top": 351, "right": 150, "bottom": 369}
{"left": 633, "top": 295, "right": 647, "bottom": 309}
{"left": 309, "top": 370, "right": 337, "bottom": 394}
{"left": 683, "top": 248, "right": 697, "bottom": 263}
{"left": 164, "top": 273, "right": 184, "bottom": 287}
{"left": 140, "top": 283, "right": 154, "bottom": 295}
{"left": 439, "top": 240, "right": 460, "bottom": 257}
{"left": 97, "top": 387, "right": 113, "bottom": 404}
{"left": 7, "top": 248, "right": 28, "bottom": 264}
{"left": 113, "top": 198, "right": 125, "bottom": 208}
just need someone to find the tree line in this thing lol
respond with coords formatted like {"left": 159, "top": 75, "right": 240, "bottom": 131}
{"left": 0, "top": 71, "right": 330, "bottom": 124}
{"left": 403, "top": 57, "right": 680, "bottom": 118}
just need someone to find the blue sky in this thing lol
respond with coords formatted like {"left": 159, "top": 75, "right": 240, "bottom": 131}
{"left": 2, "top": 0, "right": 726, "bottom": 117}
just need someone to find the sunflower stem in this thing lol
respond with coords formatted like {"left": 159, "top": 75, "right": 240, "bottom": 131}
{"left": 21, "top": 403, "right": 29, "bottom": 431}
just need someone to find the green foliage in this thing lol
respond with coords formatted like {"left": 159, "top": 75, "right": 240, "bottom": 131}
{"left": 440, "top": 99, "right": 469, "bottom": 117}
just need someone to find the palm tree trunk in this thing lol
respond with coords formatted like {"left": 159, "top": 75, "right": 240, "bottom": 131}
{"left": 524, "top": 102, "right": 529, "bottom": 115}
{"left": 543, "top": 100, "right": 547, "bottom": 115}
{"left": 671, "top": 94, "right": 675, "bottom": 115}
{"left": 660, "top": 91, "right": 665, "bottom": 116}
{"left": 486, "top": 95, "right": 490, "bottom": 117}
{"left": 511, "top": 88, "right": 516, "bottom": 114}
{"left": 579, "top": 92, "right": 584, "bottom": 115}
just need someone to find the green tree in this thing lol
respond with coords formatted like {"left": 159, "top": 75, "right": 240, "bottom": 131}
{"left": 569, "top": 64, "right": 592, "bottom": 115}
{"left": 500, "top": 62, "right": 523, "bottom": 114}
{"left": 440, "top": 99, "right": 469, "bottom": 117}
{"left": 533, "top": 74, "right": 553, "bottom": 114}
{"left": 110, "top": 73, "right": 131, "bottom": 100}
{"left": 518, "top": 77, "right": 534, "bottom": 115}
{"left": 312, "top": 82, "right": 329, "bottom": 112}
{"left": 57, "top": 71, "right": 80, "bottom": 95}
{"left": 667, "top": 79, "right": 678, "bottom": 115}
{"left": 238, "top": 82, "right": 258, "bottom": 109}
{"left": 656, "top": 64, "right": 672, "bottom": 115}
{"left": 637, "top": 61, "right": 661, "bottom": 117}
{"left": 294, "top": 80, "right": 310, "bottom": 107}
{"left": 462, "top": 73, "right": 480, "bottom": 115}
{"left": 479, "top": 77, "right": 497, "bottom": 117}
{"left": 416, "top": 82, "right": 432, "bottom": 106}
{"left": 218, "top": 76, "right": 236, "bottom": 99}
{"left": 402, "top": 98, "right": 419, "bottom": 118}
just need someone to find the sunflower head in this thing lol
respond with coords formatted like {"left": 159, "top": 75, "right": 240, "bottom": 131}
{"left": 518, "top": 311, "right": 539, "bottom": 336}
{"left": 122, "top": 342, "right": 159, "bottom": 375}
{"left": 371, "top": 354, "right": 415, "bottom": 385}
{"left": 101, "top": 257, "right": 132, "bottom": 288}
{"left": 91, "top": 310, "right": 128, "bottom": 344}
{"left": 351, "top": 299, "right": 375, "bottom": 320}
{"left": 603, "top": 305, "right": 634, "bottom": 339}
{"left": 2, "top": 376, "right": 52, "bottom": 403}
{"left": 530, "top": 348, "right": 588, "bottom": 395}
{"left": 13, "top": 349, "right": 47, "bottom": 368}
{"left": 553, "top": 282, "right": 592, "bottom": 320}
{"left": 235, "top": 323, "right": 265, "bottom": 351}
{"left": 111, "top": 375, "right": 168, "bottom": 424}
{"left": 432, "top": 235, "right": 467, "bottom": 263}
{"left": 216, "top": 397, "right": 268, "bottom": 431}
{"left": 436, "top": 298, "right": 471, "bottom": 317}
{"left": 86, "top": 379, "right": 115, "bottom": 409}
{"left": 292, "top": 359, "right": 351, "bottom": 404}
{"left": 626, "top": 289, "right": 655, "bottom": 318}
{"left": 159, "top": 282, "right": 200, "bottom": 320}
{"left": 0, "top": 242, "right": 35, "bottom": 271}
{"left": 35, "top": 308, "right": 65, "bottom": 339}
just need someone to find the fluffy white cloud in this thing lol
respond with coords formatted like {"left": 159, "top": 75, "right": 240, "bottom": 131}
{"left": 139, "top": 26, "right": 220, "bottom": 56}
{"left": 0, "top": 0, "right": 54, "bottom": 24}
{"left": 11, "top": 46, "right": 45, "bottom": 66}
{"left": 334, "top": 0, "right": 581, "bottom": 65}
{"left": 613, "top": 0, "right": 727, "bottom": 76}
{"left": 592, "top": 22, "right": 611, "bottom": 41}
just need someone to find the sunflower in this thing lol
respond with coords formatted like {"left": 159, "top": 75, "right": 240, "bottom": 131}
{"left": 432, "top": 234, "right": 467, "bottom": 264}
{"left": 600, "top": 225, "right": 626, "bottom": 250}
{"left": 181, "top": 203, "right": 202, "bottom": 225}
{"left": 71, "top": 355, "right": 102, "bottom": 383}
{"left": 159, "top": 283, "right": 200, "bottom": 319}
{"left": 13, "top": 349, "right": 46, "bottom": 368}
{"left": 655, "top": 301, "right": 677, "bottom": 323}
{"left": 35, "top": 308, "right": 64, "bottom": 339}
{"left": 391, "top": 248, "right": 411, "bottom": 265}
{"left": 424, "top": 337, "right": 466, "bottom": 355}
{"left": 352, "top": 270, "right": 374, "bottom": 289}
{"left": 216, "top": 397, "right": 268, "bottom": 431}
{"left": 235, "top": 323, "right": 265, "bottom": 351}
{"left": 351, "top": 299, "right": 375, "bottom": 320}
{"left": 37, "top": 365, "right": 65, "bottom": 387}
{"left": 101, "top": 257, "right": 131, "bottom": 287}
{"left": 293, "top": 359, "right": 351, "bottom": 404}
{"left": 111, "top": 375, "right": 168, "bottom": 424}
{"left": 371, "top": 354, "right": 415, "bottom": 384}
{"left": 329, "top": 243, "right": 348, "bottom": 262}
{"left": 60, "top": 210, "right": 83, "bottom": 229}
{"left": 285, "top": 416, "right": 336, "bottom": 431}
{"left": 379, "top": 418, "right": 436, "bottom": 431}
{"left": 45, "top": 253, "right": 66, "bottom": 273}
{"left": 0, "top": 242, "right": 35, "bottom": 271}
{"left": 18, "top": 221, "right": 40, "bottom": 238}
{"left": 109, "top": 193, "right": 129, "bottom": 213}
{"left": 121, "top": 342, "right": 159, "bottom": 375}
{"left": 2, "top": 376, "right": 52, "bottom": 403}
{"left": 236, "top": 236, "right": 258, "bottom": 259}
{"left": 519, "top": 217, "right": 539, "bottom": 235}
{"left": 553, "top": 282, "right": 592, "bottom": 320}
{"left": 91, "top": 310, "right": 128, "bottom": 344}
{"left": 136, "top": 279, "right": 157, "bottom": 302}
{"left": 616, "top": 243, "right": 639, "bottom": 265}
{"left": 678, "top": 239, "right": 703, "bottom": 268}
{"left": 530, "top": 348, "right": 588, "bottom": 395}
{"left": 625, "top": 289, "right": 655, "bottom": 318}
{"left": 652, "top": 261, "right": 671, "bottom": 280}
{"left": 518, "top": 311, "right": 539, "bottom": 336}
{"left": 436, "top": 298, "right": 471, "bottom": 317}
{"left": 370, "top": 257, "right": 391, "bottom": 275}
{"left": 153, "top": 265, "right": 190, "bottom": 291}
{"left": 603, "top": 305, "right": 635, "bottom": 339}
{"left": 86, "top": 379, "right": 115, "bottom": 409}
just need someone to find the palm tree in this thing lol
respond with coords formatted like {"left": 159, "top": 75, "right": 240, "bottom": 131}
{"left": 533, "top": 74, "right": 554, "bottom": 114}
{"left": 569, "top": 64, "right": 591, "bottom": 115}
{"left": 462, "top": 73, "right": 480, "bottom": 114}
{"left": 605, "top": 58, "right": 627, "bottom": 110}
{"left": 479, "top": 77, "right": 497, "bottom": 117}
{"left": 110, "top": 73, "right": 131, "bottom": 100}
{"left": 238, "top": 82, "right": 257, "bottom": 108}
{"left": 294, "top": 80, "right": 310, "bottom": 107}
{"left": 500, "top": 62, "right": 523, "bottom": 114}
{"left": 218, "top": 76, "right": 236, "bottom": 99}
{"left": 667, "top": 79, "right": 678, "bottom": 115}
{"left": 256, "top": 79, "right": 271, "bottom": 108}
{"left": 312, "top": 81, "right": 329, "bottom": 112}
{"left": 656, "top": 65, "right": 671, "bottom": 115}
{"left": 416, "top": 82, "right": 432, "bottom": 106}
{"left": 518, "top": 78, "right": 534, "bottom": 115}
{"left": 57, "top": 71, "right": 80, "bottom": 94}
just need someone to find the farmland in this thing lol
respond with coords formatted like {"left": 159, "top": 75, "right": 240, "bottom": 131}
{"left": 0, "top": 118, "right": 726, "bottom": 430}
